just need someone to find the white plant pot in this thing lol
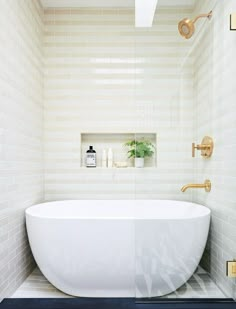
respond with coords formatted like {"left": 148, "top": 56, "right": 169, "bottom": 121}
{"left": 135, "top": 157, "right": 144, "bottom": 168}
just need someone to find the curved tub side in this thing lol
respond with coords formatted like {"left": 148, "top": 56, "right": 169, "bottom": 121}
{"left": 26, "top": 214, "right": 135, "bottom": 297}
{"left": 135, "top": 214, "right": 210, "bottom": 297}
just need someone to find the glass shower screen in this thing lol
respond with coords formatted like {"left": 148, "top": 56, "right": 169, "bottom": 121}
{"left": 134, "top": 0, "right": 236, "bottom": 303}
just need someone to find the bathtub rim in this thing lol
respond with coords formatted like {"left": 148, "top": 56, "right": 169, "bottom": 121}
{"left": 25, "top": 199, "right": 211, "bottom": 221}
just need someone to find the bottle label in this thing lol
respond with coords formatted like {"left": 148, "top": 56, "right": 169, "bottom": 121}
{"left": 86, "top": 154, "right": 96, "bottom": 167}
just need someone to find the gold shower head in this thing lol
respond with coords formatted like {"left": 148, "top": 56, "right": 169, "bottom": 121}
{"left": 178, "top": 11, "right": 212, "bottom": 39}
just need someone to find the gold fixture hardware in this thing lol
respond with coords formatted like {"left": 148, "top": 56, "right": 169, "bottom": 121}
{"left": 192, "top": 136, "right": 214, "bottom": 158}
{"left": 230, "top": 13, "right": 236, "bottom": 30}
{"left": 178, "top": 11, "right": 212, "bottom": 39}
{"left": 181, "top": 179, "right": 211, "bottom": 192}
{"left": 226, "top": 260, "right": 236, "bottom": 277}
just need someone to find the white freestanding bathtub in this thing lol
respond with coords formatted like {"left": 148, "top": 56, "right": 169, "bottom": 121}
{"left": 26, "top": 200, "right": 210, "bottom": 298}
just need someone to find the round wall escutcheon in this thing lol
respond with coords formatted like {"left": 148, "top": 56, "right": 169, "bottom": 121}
{"left": 201, "top": 136, "right": 214, "bottom": 158}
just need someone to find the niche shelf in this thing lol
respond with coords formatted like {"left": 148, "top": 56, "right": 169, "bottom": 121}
{"left": 80, "top": 132, "right": 157, "bottom": 168}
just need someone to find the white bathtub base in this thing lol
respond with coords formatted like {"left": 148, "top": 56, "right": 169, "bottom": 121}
{"left": 26, "top": 200, "right": 210, "bottom": 298}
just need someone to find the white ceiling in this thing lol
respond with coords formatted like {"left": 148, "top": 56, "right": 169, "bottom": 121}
{"left": 40, "top": 0, "right": 197, "bottom": 8}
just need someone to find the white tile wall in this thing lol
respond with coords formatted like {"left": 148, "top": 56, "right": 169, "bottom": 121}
{"left": 0, "top": 0, "right": 44, "bottom": 300}
{"left": 43, "top": 7, "right": 195, "bottom": 202}
{"left": 187, "top": 0, "right": 236, "bottom": 299}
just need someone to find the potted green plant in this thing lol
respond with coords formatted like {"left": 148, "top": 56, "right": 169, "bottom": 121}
{"left": 125, "top": 140, "right": 155, "bottom": 168}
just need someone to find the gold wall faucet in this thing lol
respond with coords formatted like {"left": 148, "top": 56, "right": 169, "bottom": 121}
{"left": 181, "top": 179, "right": 211, "bottom": 192}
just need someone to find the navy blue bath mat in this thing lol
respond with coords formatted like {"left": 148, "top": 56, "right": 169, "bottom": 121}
{"left": 1, "top": 298, "right": 236, "bottom": 309}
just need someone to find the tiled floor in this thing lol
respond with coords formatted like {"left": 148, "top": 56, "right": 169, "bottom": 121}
{"left": 11, "top": 268, "right": 71, "bottom": 298}
{"left": 11, "top": 266, "right": 226, "bottom": 299}
{"left": 161, "top": 267, "right": 226, "bottom": 299}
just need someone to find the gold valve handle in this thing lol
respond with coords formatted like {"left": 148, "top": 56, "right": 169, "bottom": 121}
{"left": 192, "top": 136, "right": 214, "bottom": 158}
{"left": 192, "top": 143, "right": 210, "bottom": 157}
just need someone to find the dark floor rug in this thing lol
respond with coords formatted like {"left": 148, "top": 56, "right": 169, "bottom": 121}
{"left": 1, "top": 298, "right": 236, "bottom": 309}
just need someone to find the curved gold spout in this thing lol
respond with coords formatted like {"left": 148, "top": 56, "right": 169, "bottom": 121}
{"left": 181, "top": 180, "right": 211, "bottom": 192}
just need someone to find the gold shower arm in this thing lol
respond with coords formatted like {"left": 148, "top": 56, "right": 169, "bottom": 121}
{"left": 193, "top": 11, "right": 212, "bottom": 24}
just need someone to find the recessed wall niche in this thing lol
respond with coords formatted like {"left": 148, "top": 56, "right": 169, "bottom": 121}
{"left": 80, "top": 133, "right": 157, "bottom": 168}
